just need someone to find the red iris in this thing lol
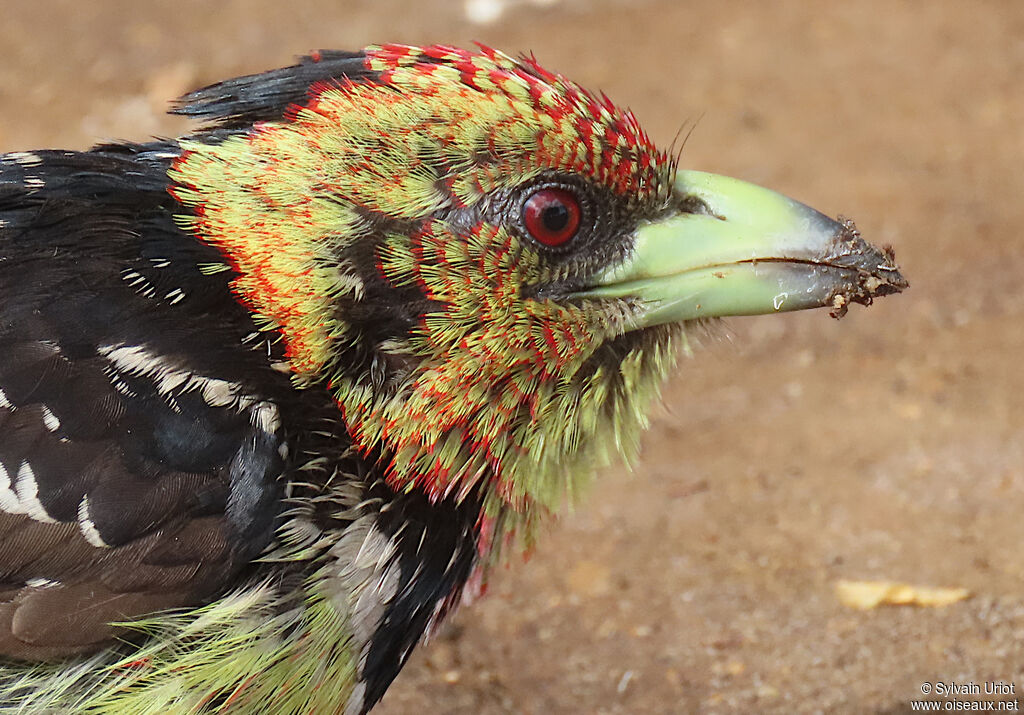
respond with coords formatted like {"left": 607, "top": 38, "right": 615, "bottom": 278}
{"left": 522, "top": 188, "right": 581, "bottom": 248}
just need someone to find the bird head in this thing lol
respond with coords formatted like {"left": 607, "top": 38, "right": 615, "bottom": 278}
{"left": 169, "top": 44, "right": 905, "bottom": 528}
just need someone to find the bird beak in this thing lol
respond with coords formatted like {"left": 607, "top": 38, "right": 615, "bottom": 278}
{"left": 578, "top": 170, "right": 907, "bottom": 325}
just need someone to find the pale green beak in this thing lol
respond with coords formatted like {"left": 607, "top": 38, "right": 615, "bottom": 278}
{"left": 579, "top": 171, "right": 907, "bottom": 324}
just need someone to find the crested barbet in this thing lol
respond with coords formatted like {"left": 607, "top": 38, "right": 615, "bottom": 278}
{"left": 0, "top": 45, "right": 905, "bottom": 713}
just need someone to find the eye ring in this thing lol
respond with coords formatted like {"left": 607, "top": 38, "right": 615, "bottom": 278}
{"left": 522, "top": 187, "right": 582, "bottom": 248}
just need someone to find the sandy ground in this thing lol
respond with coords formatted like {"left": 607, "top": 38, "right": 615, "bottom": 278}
{"left": 2, "top": 1, "right": 1022, "bottom": 713}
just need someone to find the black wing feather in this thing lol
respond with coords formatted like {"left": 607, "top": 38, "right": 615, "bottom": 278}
{"left": 0, "top": 147, "right": 289, "bottom": 658}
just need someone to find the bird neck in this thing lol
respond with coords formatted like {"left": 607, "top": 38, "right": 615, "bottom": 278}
{"left": 335, "top": 324, "right": 683, "bottom": 542}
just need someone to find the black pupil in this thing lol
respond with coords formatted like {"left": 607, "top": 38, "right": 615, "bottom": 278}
{"left": 541, "top": 202, "right": 570, "bottom": 233}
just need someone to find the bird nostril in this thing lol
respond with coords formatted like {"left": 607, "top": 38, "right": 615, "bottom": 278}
{"left": 675, "top": 194, "right": 718, "bottom": 219}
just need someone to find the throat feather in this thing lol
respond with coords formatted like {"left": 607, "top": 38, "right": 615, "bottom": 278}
{"left": 339, "top": 219, "right": 682, "bottom": 525}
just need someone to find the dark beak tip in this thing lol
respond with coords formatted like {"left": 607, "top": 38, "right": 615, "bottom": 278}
{"left": 879, "top": 245, "right": 910, "bottom": 291}
{"left": 827, "top": 256, "right": 908, "bottom": 320}
{"left": 823, "top": 220, "right": 909, "bottom": 320}
{"left": 832, "top": 217, "right": 909, "bottom": 291}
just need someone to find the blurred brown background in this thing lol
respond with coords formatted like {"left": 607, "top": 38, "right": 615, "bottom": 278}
{"left": 2, "top": 1, "right": 1022, "bottom": 713}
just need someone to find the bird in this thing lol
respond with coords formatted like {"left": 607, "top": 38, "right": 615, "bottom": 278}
{"left": 0, "top": 44, "right": 905, "bottom": 713}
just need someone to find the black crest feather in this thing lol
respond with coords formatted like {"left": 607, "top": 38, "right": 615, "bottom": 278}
{"left": 171, "top": 50, "right": 375, "bottom": 129}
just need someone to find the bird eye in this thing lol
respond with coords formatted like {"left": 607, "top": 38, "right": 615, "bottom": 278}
{"left": 522, "top": 188, "right": 581, "bottom": 248}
